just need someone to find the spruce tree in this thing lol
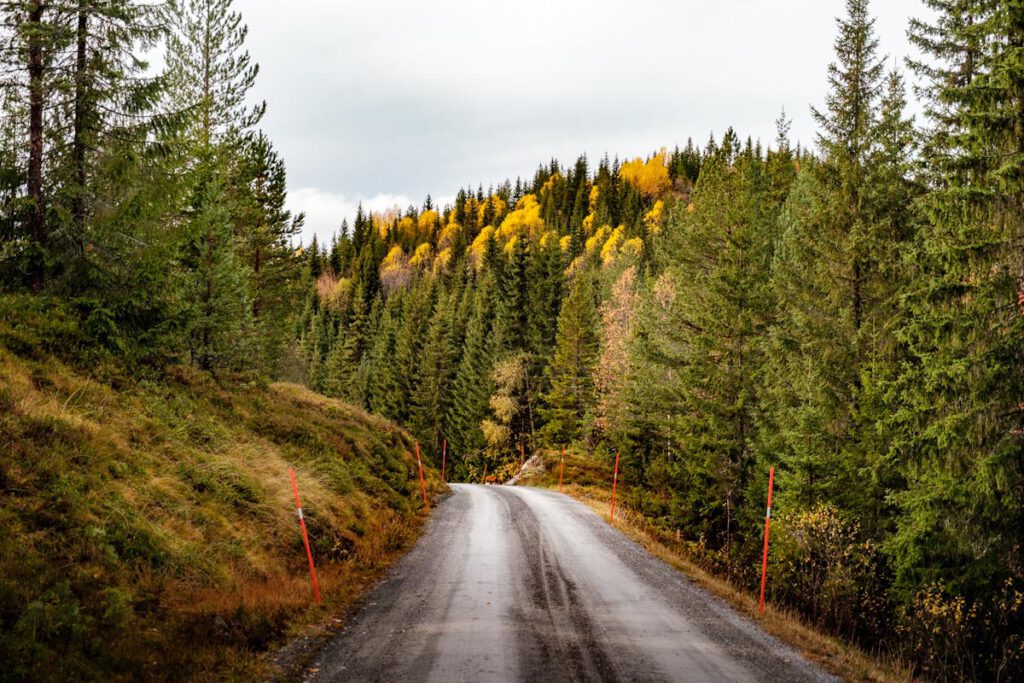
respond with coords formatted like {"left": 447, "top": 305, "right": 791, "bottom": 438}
{"left": 165, "top": 0, "right": 265, "bottom": 149}
{"left": 629, "top": 138, "right": 776, "bottom": 548}
{"left": 540, "top": 268, "right": 600, "bottom": 446}
{"left": 760, "top": 0, "right": 890, "bottom": 511}
{"left": 182, "top": 177, "right": 257, "bottom": 370}
{"left": 324, "top": 284, "right": 370, "bottom": 403}
{"left": 446, "top": 277, "right": 496, "bottom": 462}
{"left": 888, "top": 1, "right": 1024, "bottom": 608}
{"left": 227, "top": 131, "right": 303, "bottom": 371}
{"left": 164, "top": 0, "right": 267, "bottom": 371}
{"left": 411, "top": 293, "right": 457, "bottom": 451}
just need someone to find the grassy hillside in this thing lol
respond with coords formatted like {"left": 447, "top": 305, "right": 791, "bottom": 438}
{"left": 0, "top": 296, "right": 443, "bottom": 681}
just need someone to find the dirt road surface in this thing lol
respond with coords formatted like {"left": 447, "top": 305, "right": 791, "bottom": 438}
{"left": 306, "top": 484, "right": 834, "bottom": 682}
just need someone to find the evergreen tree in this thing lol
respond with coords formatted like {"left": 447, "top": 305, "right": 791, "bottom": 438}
{"left": 540, "top": 268, "right": 600, "bottom": 445}
{"left": 162, "top": 0, "right": 277, "bottom": 371}
{"left": 182, "top": 177, "right": 257, "bottom": 370}
{"left": 526, "top": 233, "right": 564, "bottom": 366}
{"left": 227, "top": 131, "right": 303, "bottom": 371}
{"left": 324, "top": 283, "right": 370, "bottom": 403}
{"left": 760, "top": 0, "right": 891, "bottom": 511}
{"left": 411, "top": 292, "right": 457, "bottom": 451}
{"left": 629, "top": 139, "right": 777, "bottom": 548}
{"left": 889, "top": 0, "right": 1024, "bottom": 609}
{"left": 165, "top": 0, "right": 264, "bottom": 149}
{"left": 446, "top": 277, "right": 496, "bottom": 463}
{"left": 366, "top": 295, "right": 403, "bottom": 420}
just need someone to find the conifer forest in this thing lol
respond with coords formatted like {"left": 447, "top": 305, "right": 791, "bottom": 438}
{"left": 2, "top": 0, "right": 1024, "bottom": 681}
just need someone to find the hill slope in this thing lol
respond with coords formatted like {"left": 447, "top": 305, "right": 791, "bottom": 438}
{"left": 0, "top": 296, "right": 441, "bottom": 681}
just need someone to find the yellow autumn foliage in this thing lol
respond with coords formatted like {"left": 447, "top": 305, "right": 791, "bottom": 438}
{"left": 396, "top": 216, "right": 417, "bottom": 241}
{"left": 469, "top": 225, "right": 496, "bottom": 270}
{"left": 559, "top": 235, "right": 572, "bottom": 253}
{"left": 439, "top": 218, "right": 461, "bottom": 249}
{"left": 620, "top": 151, "right": 671, "bottom": 198}
{"left": 380, "top": 245, "right": 412, "bottom": 292}
{"left": 600, "top": 226, "right": 625, "bottom": 264}
{"left": 478, "top": 195, "right": 507, "bottom": 226}
{"left": 381, "top": 244, "right": 405, "bottom": 269}
{"left": 418, "top": 209, "right": 440, "bottom": 234}
{"left": 644, "top": 200, "right": 665, "bottom": 234}
{"left": 410, "top": 242, "right": 433, "bottom": 267}
{"left": 585, "top": 225, "right": 611, "bottom": 254}
{"left": 372, "top": 207, "right": 402, "bottom": 238}
{"left": 539, "top": 230, "right": 559, "bottom": 249}
{"left": 497, "top": 194, "right": 544, "bottom": 240}
{"left": 621, "top": 237, "right": 644, "bottom": 258}
{"left": 540, "top": 172, "right": 562, "bottom": 199}
{"left": 435, "top": 247, "right": 452, "bottom": 270}
{"left": 583, "top": 212, "right": 595, "bottom": 233}
{"left": 589, "top": 184, "right": 600, "bottom": 210}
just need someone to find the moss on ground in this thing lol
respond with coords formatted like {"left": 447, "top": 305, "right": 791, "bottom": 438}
{"left": 0, "top": 295, "right": 442, "bottom": 681}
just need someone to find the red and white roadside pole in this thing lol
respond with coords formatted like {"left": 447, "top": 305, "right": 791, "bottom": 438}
{"left": 758, "top": 466, "right": 775, "bottom": 614}
{"left": 609, "top": 451, "right": 621, "bottom": 523}
{"left": 441, "top": 438, "right": 447, "bottom": 483}
{"left": 289, "top": 468, "right": 322, "bottom": 605}
{"left": 558, "top": 447, "right": 566, "bottom": 493}
{"left": 415, "top": 442, "right": 429, "bottom": 509}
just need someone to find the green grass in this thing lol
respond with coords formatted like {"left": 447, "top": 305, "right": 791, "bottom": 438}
{"left": 0, "top": 295, "right": 443, "bottom": 682}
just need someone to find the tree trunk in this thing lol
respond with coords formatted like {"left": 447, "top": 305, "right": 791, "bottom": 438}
{"left": 72, "top": 3, "right": 88, "bottom": 253}
{"left": 26, "top": 2, "right": 47, "bottom": 290}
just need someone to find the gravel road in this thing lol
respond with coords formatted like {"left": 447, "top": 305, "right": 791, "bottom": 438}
{"left": 306, "top": 484, "right": 834, "bottom": 682}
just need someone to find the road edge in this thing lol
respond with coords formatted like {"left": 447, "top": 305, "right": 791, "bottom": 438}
{"left": 531, "top": 482, "right": 914, "bottom": 683}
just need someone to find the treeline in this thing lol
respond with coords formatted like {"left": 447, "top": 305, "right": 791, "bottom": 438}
{"left": 299, "top": 1, "right": 1023, "bottom": 678}
{"left": 0, "top": 0, "right": 304, "bottom": 373}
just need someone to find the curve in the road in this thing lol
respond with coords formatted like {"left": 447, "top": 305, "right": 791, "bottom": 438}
{"left": 307, "top": 484, "right": 835, "bottom": 683}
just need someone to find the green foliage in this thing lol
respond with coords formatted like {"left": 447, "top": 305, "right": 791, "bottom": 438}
{"left": 628, "top": 134, "right": 781, "bottom": 549}
{"left": 540, "top": 268, "right": 599, "bottom": 446}
{"left": 883, "top": 12, "right": 1024, "bottom": 676}
{"left": 0, "top": 295, "right": 431, "bottom": 681}
{"left": 2, "top": 0, "right": 1023, "bottom": 678}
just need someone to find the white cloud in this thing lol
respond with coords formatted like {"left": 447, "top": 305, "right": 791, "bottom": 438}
{"left": 287, "top": 187, "right": 454, "bottom": 246}
{"left": 241, "top": 0, "right": 930, "bottom": 230}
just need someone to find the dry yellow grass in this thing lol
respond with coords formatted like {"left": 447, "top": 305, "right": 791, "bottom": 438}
{"left": 0, "top": 297, "right": 441, "bottom": 681}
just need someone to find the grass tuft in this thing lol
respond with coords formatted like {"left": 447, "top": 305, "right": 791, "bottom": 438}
{"left": 0, "top": 295, "right": 441, "bottom": 682}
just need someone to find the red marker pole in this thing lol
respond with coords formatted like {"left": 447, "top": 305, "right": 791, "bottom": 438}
{"left": 289, "top": 468, "right": 322, "bottom": 605}
{"left": 758, "top": 466, "right": 775, "bottom": 614}
{"left": 482, "top": 463, "right": 488, "bottom": 484}
{"left": 415, "top": 442, "right": 429, "bottom": 509}
{"left": 441, "top": 438, "right": 447, "bottom": 483}
{"left": 609, "top": 451, "right": 620, "bottom": 523}
{"left": 558, "top": 447, "right": 566, "bottom": 493}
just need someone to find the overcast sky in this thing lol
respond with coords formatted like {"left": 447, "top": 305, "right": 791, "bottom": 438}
{"left": 235, "top": 0, "right": 928, "bottom": 245}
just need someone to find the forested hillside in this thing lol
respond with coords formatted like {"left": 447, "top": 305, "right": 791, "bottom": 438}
{"left": 3, "top": 0, "right": 1024, "bottom": 679}
{"left": 296, "top": 2, "right": 1024, "bottom": 679}
{"left": 0, "top": 0, "right": 304, "bottom": 374}
{"left": 0, "top": 0, "right": 436, "bottom": 680}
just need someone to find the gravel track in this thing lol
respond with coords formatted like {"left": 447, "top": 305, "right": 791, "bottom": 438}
{"left": 306, "top": 484, "right": 835, "bottom": 682}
